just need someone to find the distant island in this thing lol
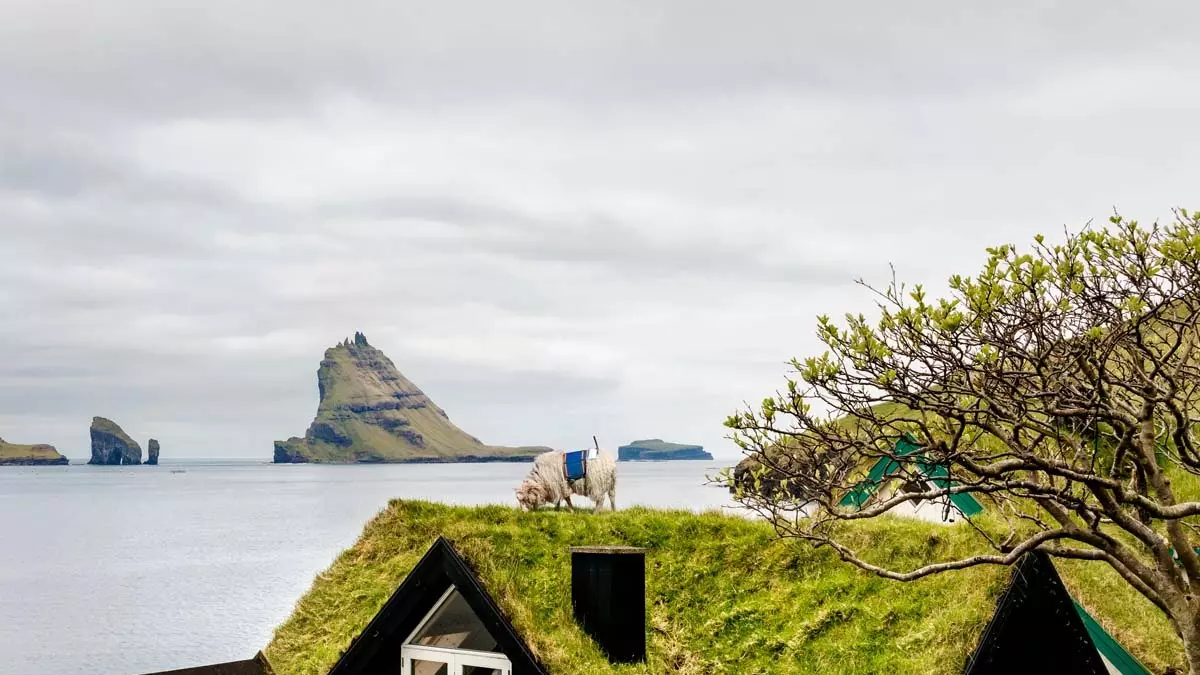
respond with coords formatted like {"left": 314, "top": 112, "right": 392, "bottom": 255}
{"left": 0, "top": 435, "right": 68, "bottom": 466}
{"left": 617, "top": 439, "right": 712, "bottom": 461}
{"left": 274, "top": 332, "right": 553, "bottom": 463}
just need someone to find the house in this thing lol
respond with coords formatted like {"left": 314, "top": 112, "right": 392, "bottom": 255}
{"left": 251, "top": 501, "right": 1170, "bottom": 675}
{"left": 733, "top": 433, "right": 987, "bottom": 525}
{"left": 839, "top": 433, "right": 985, "bottom": 524}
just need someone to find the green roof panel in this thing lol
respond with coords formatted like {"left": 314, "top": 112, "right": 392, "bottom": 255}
{"left": 838, "top": 434, "right": 985, "bottom": 518}
{"left": 1073, "top": 601, "right": 1152, "bottom": 675}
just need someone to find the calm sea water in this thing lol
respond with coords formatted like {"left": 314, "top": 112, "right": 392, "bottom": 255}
{"left": 0, "top": 459, "right": 739, "bottom": 675}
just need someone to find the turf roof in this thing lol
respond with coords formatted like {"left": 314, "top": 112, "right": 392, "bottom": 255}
{"left": 264, "top": 500, "right": 1179, "bottom": 675}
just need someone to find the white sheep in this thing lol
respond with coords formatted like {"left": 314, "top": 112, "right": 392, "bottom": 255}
{"left": 515, "top": 448, "right": 617, "bottom": 514}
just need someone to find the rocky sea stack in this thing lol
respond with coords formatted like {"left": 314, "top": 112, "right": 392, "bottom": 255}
{"left": 0, "top": 435, "right": 69, "bottom": 466}
{"left": 89, "top": 417, "right": 142, "bottom": 465}
{"left": 728, "top": 453, "right": 809, "bottom": 499}
{"left": 617, "top": 439, "right": 713, "bottom": 461}
{"left": 147, "top": 439, "right": 160, "bottom": 465}
{"left": 274, "top": 332, "right": 552, "bottom": 463}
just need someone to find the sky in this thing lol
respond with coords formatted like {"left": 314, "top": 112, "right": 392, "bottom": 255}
{"left": 1, "top": 1, "right": 1199, "bottom": 461}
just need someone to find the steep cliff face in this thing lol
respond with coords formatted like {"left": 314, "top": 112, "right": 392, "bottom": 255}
{"left": 0, "top": 435, "right": 69, "bottom": 465}
{"left": 274, "top": 333, "right": 551, "bottom": 463}
{"left": 147, "top": 439, "right": 160, "bottom": 465}
{"left": 89, "top": 417, "right": 143, "bottom": 465}
{"left": 617, "top": 439, "right": 713, "bottom": 461}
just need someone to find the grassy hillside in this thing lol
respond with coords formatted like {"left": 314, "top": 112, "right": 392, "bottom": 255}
{"left": 264, "top": 502, "right": 1178, "bottom": 675}
{"left": 0, "top": 437, "right": 68, "bottom": 465}
{"left": 275, "top": 337, "right": 549, "bottom": 463}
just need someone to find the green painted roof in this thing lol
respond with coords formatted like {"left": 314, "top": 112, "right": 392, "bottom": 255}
{"left": 1074, "top": 601, "right": 1153, "bottom": 675}
{"left": 839, "top": 434, "right": 984, "bottom": 517}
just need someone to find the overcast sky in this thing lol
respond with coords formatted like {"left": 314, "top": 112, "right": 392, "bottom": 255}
{"left": 1, "top": 1, "right": 1198, "bottom": 461}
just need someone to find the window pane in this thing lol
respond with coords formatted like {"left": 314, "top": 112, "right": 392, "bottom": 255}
{"left": 462, "top": 666, "right": 503, "bottom": 675}
{"left": 411, "top": 589, "right": 500, "bottom": 652}
{"left": 900, "top": 479, "right": 930, "bottom": 504}
{"left": 411, "top": 659, "right": 448, "bottom": 675}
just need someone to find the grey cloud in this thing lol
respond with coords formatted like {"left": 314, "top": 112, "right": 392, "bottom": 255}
{"left": 0, "top": 138, "right": 128, "bottom": 197}
{"left": 312, "top": 195, "right": 543, "bottom": 231}
{"left": 0, "top": 364, "right": 100, "bottom": 379}
{"left": 315, "top": 195, "right": 861, "bottom": 285}
{"left": 0, "top": 132, "right": 248, "bottom": 206}
{"left": 3, "top": 0, "right": 1200, "bottom": 460}
{"left": 454, "top": 219, "right": 860, "bottom": 286}
{"left": 394, "top": 357, "right": 621, "bottom": 409}
{"left": 1, "top": 1, "right": 1197, "bottom": 124}
{"left": 0, "top": 137, "right": 254, "bottom": 268}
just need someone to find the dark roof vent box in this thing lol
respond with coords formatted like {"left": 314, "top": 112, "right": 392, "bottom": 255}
{"left": 569, "top": 545, "right": 647, "bottom": 664}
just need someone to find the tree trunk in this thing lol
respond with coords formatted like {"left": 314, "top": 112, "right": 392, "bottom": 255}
{"left": 1179, "top": 612, "right": 1200, "bottom": 675}
{"left": 1186, "top": 638, "right": 1200, "bottom": 675}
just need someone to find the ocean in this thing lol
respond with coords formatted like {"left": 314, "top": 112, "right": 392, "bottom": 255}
{"left": 0, "top": 459, "right": 740, "bottom": 675}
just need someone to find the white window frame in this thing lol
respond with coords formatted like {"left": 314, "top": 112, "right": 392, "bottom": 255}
{"left": 401, "top": 585, "right": 513, "bottom": 675}
{"left": 903, "top": 478, "right": 965, "bottom": 523}
{"left": 402, "top": 645, "right": 512, "bottom": 675}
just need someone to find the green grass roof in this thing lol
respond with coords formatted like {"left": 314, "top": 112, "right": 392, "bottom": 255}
{"left": 264, "top": 501, "right": 1180, "bottom": 675}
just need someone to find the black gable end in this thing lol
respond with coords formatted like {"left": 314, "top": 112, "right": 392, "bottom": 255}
{"left": 963, "top": 552, "right": 1109, "bottom": 675}
{"left": 327, "top": 536, "right": 548, "bottom": 675}
{"left": 326, "top": 539, "right": 450, "bottom": 675}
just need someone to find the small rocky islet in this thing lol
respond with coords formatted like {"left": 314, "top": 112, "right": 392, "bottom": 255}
{"left": 88, "top": 416, "right": 145, "bottom": 465}
{"left": 87, "top": 417, "right": 161, "bottom": 466}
